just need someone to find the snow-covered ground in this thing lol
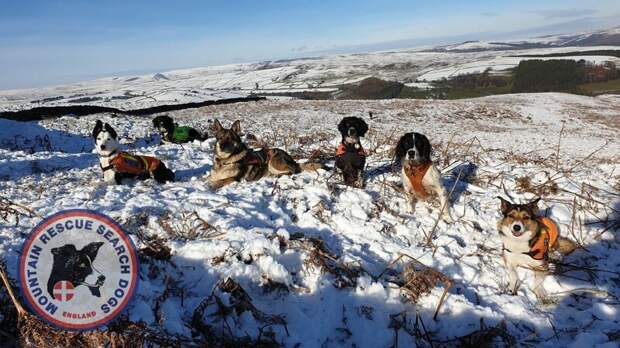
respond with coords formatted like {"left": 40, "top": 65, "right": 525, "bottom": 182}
{"left": 1, "top": 93, "right": 619, "bottom": 346}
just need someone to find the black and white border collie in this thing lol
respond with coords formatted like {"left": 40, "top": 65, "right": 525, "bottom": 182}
{"left": 92, "top": 120, "right": 174, "bottom": 184}
{"left": 394, "top": 132, "right": 454, "bottom": 223}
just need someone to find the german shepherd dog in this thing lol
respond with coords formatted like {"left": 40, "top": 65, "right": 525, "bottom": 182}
{"left": 335, "top": 117, "right": 368, "bottom": 187}
{"left": 394, "top": 132, "right": 454, "bottom": 223}
{"left": 92, "top": 120, "right": 175, "bottom": 184}
{"left": 152, "top": 115, "right": 206, "bottom": 144}
{"left": 497, "top": 197, "right": 577, "bottom": 299}
{"left": 207, "top": 119, "right": 323, "bottom": 189}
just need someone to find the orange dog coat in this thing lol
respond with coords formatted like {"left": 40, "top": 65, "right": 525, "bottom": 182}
{"left": 529, "top": 217, "right": 559, "bottom": 260}
{"left": 110, "top": 152, "right": 162, "bottom": 175}
{"left": 335, "top": 143, "right": 366, "bottom": 157}
{"left": 404, "top": 162, "right": 432, "bottom": 199}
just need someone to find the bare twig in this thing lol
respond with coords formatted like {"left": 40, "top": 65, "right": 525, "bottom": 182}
{"left": 0, "top": 264, "right": 26, "bottom": 316}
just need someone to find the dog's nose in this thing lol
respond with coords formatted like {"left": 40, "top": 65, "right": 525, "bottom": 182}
{"left": 513, "top": 224, "right": 521, "bottom": 232}
{"left": 348, "top": 127, "right": 357, "bottom": 136}
{"left": 407, "top": 150, "right": 415, "bottom": 157}
{"left": 100, "top": 144, "right": 106, "bottom": 150}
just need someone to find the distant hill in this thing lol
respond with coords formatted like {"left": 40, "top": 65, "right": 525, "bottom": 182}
{"left": 429, "top": 27, "right": 620, "bottom": 53}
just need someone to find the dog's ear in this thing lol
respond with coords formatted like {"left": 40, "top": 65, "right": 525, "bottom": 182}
{"left": 212, "top": 119, "right": 223, "bottom": 133}
{"left": 357, "top": 118, "right": 369, "bottom": 137}
{"left": 337, "top": 118, "right": 348, "bottom": 135}
{"left": 81, "top": 242, "right": 104, "bottom": 261}
{"left": 104, "top": 123, "right": 118, "bottom": 140}
{"left": 231, "top": 120, "right": 242, "bottom": 135}
{"left": 416, "top": 133, "right": 432, "bottom": 162}
{"left": 526, "top": 197, "right": 541, "bottom": 215}
{"left": 393, "top": 133, "right": 406, "bottom": 160}
{"left": 162, "top": 115, "right": 173, "bottom": 126}
{"left": 51, "top": 244, "right": 77, "bottom": 257}
{"left": 497, "top": 196, "right": 513, "bottom": 216}
{"left": 92, "top": 120, "right": 103, "bottom": 139}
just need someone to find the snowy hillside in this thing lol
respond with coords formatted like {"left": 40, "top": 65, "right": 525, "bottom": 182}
{"left": 1, "top": 93, "right": 619, "bottom": 346}
{"left": 1, "top": 42, "right": 619, "bottom": 113}
{"left": 435, "top": 26, "right": 620, "bottom": 52}
{"left": 417, "top": 52, "right": 620, "bottom": 82}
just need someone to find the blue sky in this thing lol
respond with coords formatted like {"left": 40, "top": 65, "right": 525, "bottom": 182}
{"left": 1, "top": 0, "right": 618, "bottom": 90}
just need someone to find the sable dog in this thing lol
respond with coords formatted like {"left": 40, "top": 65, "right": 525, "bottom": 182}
{"left": 497, "top": 197, "right": 577, "bottom": 299}
{"left": 335, "top": 117, "right": 368, "bottom": 187}
{"left": 207, "top": 119, "right": 323, "bottom": 189}
{"left": 92, "top": 120, "right": 174, "bottom": 184}
{"left": 394, "top": 132, "right": 453, "bottom": 222}
{"left": 152, "top": 115, "right": 206, "bottom": 144}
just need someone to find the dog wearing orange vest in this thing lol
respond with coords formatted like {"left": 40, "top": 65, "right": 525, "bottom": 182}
{"left": 497, "top": 197, "right": 577, "bottom": 299}
{"left": 92, "top": 120, "right": 174, "bottom": 185}
{"left": 394, "top": 132, "right": 454, "bottom": 223}
{"left": 335, "top": 117, "right": 368, "bottom": 188}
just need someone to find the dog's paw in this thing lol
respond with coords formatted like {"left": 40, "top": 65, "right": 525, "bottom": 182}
{"left": 205, "top": 179, "right": 222, "bottom": 191}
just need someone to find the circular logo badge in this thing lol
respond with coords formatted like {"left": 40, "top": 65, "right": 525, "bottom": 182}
{"left": 19, "top": 209, "right": 139, "bottom": 331}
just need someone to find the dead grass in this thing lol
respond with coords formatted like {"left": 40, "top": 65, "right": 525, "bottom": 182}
{"left": 287, "top": 236, "right": 361, "bottom": 289}
{"left": 378, "top": 254, "right": 452, "bottom": 320}
{"left": 435, "top": 320, "right": 516, "bottom": 348}
{"left": 137, "top": 231, "right": 172, "bottom": 262}
{"left": 0, "top": 197, "right": 38, "bottom": 225}
{"left": 515, "top": 175, "right": 559, "bottom": 196}
{"left": 158, "top": 210, "right": 225, "bottom": 241}
{"left": 190, "top": 277, "right": 287, "bottom": 347}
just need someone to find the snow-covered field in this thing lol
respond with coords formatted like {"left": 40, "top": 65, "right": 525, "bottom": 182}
{"left": 417, "top": 52, "right": 620, "bottom": 81}
{"left": 1, "top": 93, "right": 619, "bottom": 346}
{"left": 1, "top": 44, "right": 619, "bottom": 113}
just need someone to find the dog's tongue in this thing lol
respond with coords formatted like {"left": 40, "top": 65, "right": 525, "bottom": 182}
{"left": 89, "top": 286, "right": 101, "bottom": 297}
{"left": 512, "top": 231, "right": 524, "bottom": 237}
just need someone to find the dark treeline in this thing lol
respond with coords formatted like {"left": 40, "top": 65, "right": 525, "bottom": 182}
{"left": 512, "top": 59, "right": 619, "bottom": 93}
{"left": 514, "top": 50, "right": 620, "bottom": 58}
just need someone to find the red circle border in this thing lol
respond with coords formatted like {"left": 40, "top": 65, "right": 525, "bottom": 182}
{"left": 18, "top": 210, "right": 139, "bottom": 331}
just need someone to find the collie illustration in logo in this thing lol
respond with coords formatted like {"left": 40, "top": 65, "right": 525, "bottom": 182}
{"left": 19, "top": 210, "right": 139, "bottom": 331}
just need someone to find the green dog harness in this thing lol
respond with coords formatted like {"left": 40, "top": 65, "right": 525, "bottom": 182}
{"left": 171, "top": 126, "right": 193, "bottom": 143}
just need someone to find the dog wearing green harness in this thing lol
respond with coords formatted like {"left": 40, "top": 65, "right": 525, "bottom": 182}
{"left": 152, "top": 115, "right": 207, "bottom": 144}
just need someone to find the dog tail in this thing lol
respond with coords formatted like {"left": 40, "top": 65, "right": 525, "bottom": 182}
{"left": 300, "top": 162, "right": 329, "bottom": 172}
{"left": 554, "top": 236, "right": 578, "bottom": 255}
